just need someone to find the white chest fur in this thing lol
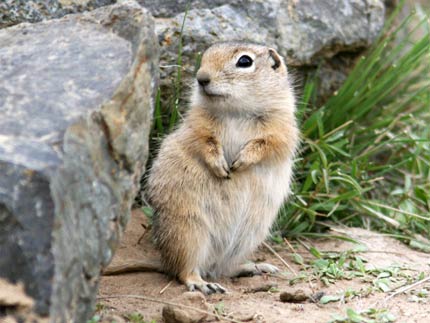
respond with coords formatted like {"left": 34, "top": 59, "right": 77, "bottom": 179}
{"left": 219, "top": 117, "right": 254, "bottom": 166}
{"left": 202, "top": 116, "right": 294, "bottom": 276}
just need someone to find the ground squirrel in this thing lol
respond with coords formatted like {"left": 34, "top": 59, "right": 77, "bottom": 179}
{"left": 145, "top": 42, "right": 299, "bottom": 294}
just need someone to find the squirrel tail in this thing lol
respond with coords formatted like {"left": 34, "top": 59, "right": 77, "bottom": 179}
{"left": 103, "top": 257, "right": 164, "bottom": 276}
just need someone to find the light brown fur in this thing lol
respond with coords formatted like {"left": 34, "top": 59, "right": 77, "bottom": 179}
{"left": 147, "top": 42, "right": 299, "bottom": 294}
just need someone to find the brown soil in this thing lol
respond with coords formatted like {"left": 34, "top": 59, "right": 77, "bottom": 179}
{"left": 97, "top": 210, "right": 430, "bottom": 323}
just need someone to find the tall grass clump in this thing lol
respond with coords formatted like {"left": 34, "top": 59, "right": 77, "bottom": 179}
{"left": 145, "top": 3, "right": 190, "bottom": 175}
{"left": 276, "top": 7, "right": 430, "bottom": 250}
{"left": 152, "top": 2, "right": 191, "bottom": 138}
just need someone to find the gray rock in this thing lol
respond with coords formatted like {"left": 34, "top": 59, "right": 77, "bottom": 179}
{"left": 278, "top": 0, "right": 385, "bottom": 65}
{"left": 137, "top": 0, "right": 229, "bottom": 17}
{"left": 0, "top": 1, "right": 158, "bottom": 322}
{"left": 0, "top": 0, "right": 115, "bottom": 29}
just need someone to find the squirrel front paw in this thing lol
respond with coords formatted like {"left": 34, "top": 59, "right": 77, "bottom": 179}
{"left": 231, "top": 149, "right": 254, "bottom": 172}
{"left": 231, "top": 139, "right": 266, "bottom": 172}
{"left": 208, "top": 155, "right": 230, "bottom": 179}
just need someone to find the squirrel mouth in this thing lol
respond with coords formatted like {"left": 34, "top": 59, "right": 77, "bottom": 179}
{"left": 200, "top": 86, "right": 224, "bottom": 98}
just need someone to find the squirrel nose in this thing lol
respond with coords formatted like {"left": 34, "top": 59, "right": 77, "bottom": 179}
{"left": 197, "top": 72, "right": 211, "bottom": 87}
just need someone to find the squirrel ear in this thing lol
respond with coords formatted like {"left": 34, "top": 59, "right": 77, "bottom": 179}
{"left": 268, "top": 48, "right": 282, "bottom": 70}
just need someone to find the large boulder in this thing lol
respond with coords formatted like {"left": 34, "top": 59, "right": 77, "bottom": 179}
{"left": 0, "top": 1, "right": 158, "bottom": 322}
{"left": 0, "top": 0, "right": 116, "bottom": 28}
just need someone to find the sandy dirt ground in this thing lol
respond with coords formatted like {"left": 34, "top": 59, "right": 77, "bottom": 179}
{"left": 97, "top": 210, "right": 430, "bottom": 323}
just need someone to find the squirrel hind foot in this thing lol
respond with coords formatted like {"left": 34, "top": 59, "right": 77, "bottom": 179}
{"left": 232, "top": 262, "right": 279, "bottom": 277}
{"left": 187, "top": 281, "right": 227, "bottom": 295}
{"left": 181, "top": 271, "right": 227, "bottom": 295}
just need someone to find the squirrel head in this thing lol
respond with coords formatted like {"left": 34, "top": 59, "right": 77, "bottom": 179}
{"left": 192, "top": 42, "right": 295, "bottom": 115}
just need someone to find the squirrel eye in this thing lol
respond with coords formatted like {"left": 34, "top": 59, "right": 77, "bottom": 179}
{"left": 236, "top": 55, "right": 253, "bottom": 68}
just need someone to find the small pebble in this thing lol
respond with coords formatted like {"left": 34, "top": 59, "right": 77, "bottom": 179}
{"left": 162, "top": 292, "right": 209, "bottom": 323}
{"left": 279, "top": 289, "right": 308, "bottom": 303}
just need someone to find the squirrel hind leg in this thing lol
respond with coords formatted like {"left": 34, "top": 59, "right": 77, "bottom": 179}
{"left": 179, "top": 270, "right": 227, "bottom": 295}
{"left": 230, "top": 262, "right": 279, "bottom": 277}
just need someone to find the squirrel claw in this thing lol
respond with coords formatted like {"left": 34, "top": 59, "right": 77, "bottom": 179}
{"left": 187, "top": 282, "right": 227, "bottom": 295}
